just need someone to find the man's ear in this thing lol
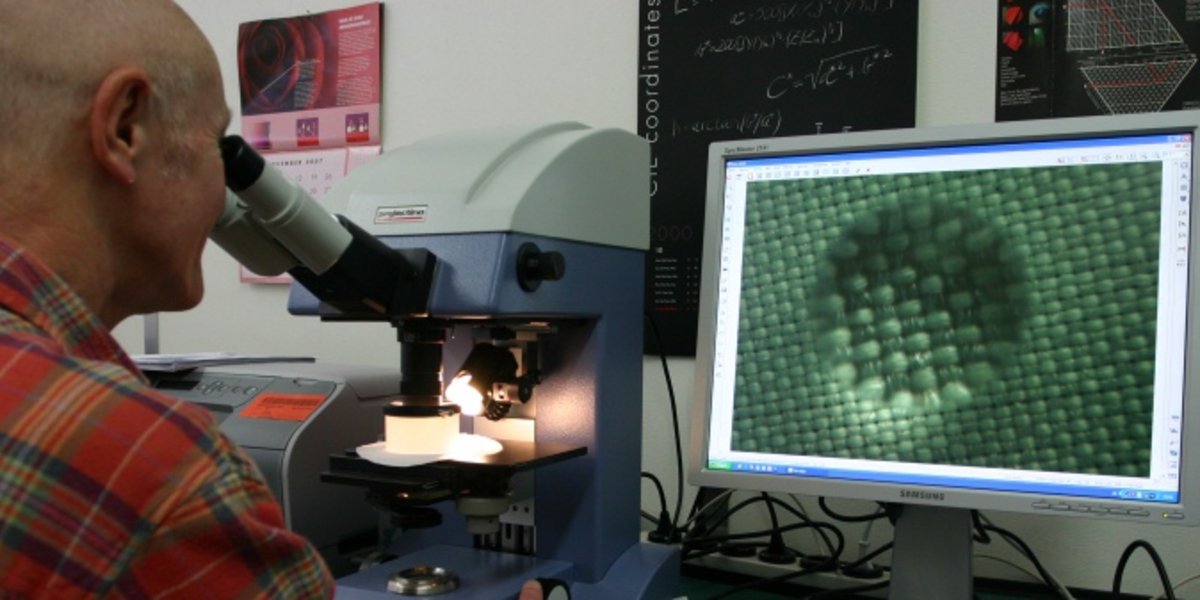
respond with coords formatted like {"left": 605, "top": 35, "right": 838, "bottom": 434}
{"left": 89, "top": 66, "right": 152, "bottom": 186}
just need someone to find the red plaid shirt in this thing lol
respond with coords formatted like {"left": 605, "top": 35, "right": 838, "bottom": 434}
{"left": 0, "top": 239, "right": 333, "bottom": 598}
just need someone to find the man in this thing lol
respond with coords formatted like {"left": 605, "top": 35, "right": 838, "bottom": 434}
{"left": 0, "top": 0, "right": 336, "bottom": 597}
{"left": 0, "top": 2, "right": 552, "bottom": 598}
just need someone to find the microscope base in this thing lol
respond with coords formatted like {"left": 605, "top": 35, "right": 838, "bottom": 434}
{"left": 335, "top": 542, "right": 680, "bottom": 600}
{"left": 337, "top": 544, "right": 572, "bottom": 600}
{"left": 569, "top": 542, "right": 680, "bottom": 600}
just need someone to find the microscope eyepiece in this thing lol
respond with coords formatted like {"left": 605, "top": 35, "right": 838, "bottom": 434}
{"left": 219, "top": 135, "right": 265, "bottom": 192}
{"left": 216, "top": 132, "right": 436, "bottom": 316}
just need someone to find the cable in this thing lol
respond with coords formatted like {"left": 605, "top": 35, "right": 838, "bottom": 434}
{"left": 686, "top": 493, "right": 767, "bottom": 541}
{"left": 971, "top": 510, "right": 992, "bottom": 544}
{"left": 682, "top": 488, "right": 736, "bottom": 531}
{"left": 641, "top": 471, "right": 670, "bottom": 517}
{"left": 683, "top": 496, "right": 845, "bottom": 563}
{"left": 1113, "top": 539, "right": 1176, "bottom": 600}
{"left": 763, "top": 495, "right": 845, "bottom": 563}
{"left": 979, "top": 524, "right": 1072, "bottom": 599}
{"left": 642, "top": 471, "right": 680, "bottom": 544}
{"left": 977, "top": 514, "right": 1074, "bottom": 600}
{"left": 977, "top": 513, "right": 1070, "bottom": 599}
{"left": 757, "top": 493, "right": 798, "bottom": 564}
{"left": 834, "top": 501, "right": 885, "bottom": 578}
{"left": 680, "top": 493, "right": 848, "bottom": 562}
{"left": 839, "top": 540, "right": 892, "bottom": 573}
{"left": 687, "top": 494, "right": 792, "bottom": 543}
{"left": 788, "top": 495, "right": 838, "bottom": 561}
{"left": 683, "top": 521, "right": 806, "bottom": 560}
{"left": 818, "top": 496, "right": 887, "bottom": 523}
{"left": 646, "top": 312, "right": 684, "bottom": 529}
{"left": 687, "top": 520, "right": 835, "bottom": 546}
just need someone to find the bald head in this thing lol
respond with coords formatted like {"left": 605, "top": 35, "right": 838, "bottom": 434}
{"left": 0, "top": 0, "right": 218, "bottom": 172}
{"left": 0, "top": 0, "right": 230, "bottom": 327}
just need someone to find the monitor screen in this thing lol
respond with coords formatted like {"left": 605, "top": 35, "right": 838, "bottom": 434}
{"left": 689, "top": 112, "right": 1199, "bottom": 594}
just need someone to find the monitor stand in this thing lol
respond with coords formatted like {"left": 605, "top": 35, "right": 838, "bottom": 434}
{"left": 888, "top": 505, "right": 973, "bottom": 599}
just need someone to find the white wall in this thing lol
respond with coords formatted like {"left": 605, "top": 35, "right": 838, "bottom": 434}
{"left": 113, "top": 1, "right": 1197, "bottom": 596}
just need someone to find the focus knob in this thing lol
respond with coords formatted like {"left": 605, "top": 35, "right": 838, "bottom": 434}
{"left": 517, "top": 242, "right": 565, "bottom": 292}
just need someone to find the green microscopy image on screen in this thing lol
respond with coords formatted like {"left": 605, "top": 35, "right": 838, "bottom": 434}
{"left": 730, "top": 162, "right": 1160, "bottom": 477}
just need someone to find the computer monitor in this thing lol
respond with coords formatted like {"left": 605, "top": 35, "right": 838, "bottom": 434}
{"left": 689, "top": 112, "right": 1199, "bottom": 598}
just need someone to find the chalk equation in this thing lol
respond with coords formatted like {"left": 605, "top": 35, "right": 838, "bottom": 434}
{"left": 671, "top": 109, "right": 785, "bottom": 139}
{"left": 694, "top": 20, "right": 845, "bottom": 58}
{"left": 671, "top": 0, "right": 897, "bottom": 19}
{"left": 766, "top": 45, "right": 894, "bottom": 99}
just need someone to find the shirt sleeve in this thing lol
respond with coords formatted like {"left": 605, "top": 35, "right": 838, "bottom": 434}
{"left": 113, "top": 434, "right": 335, "bottom": 599}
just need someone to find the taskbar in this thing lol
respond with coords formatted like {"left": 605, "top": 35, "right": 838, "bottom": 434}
{"left": 708, "top": 460, "right": 1179, "bottom": 504}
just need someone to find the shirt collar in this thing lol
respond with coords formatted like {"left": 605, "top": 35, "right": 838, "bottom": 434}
{"left": 0, "top": 236, "right": 145, "bottom": 380}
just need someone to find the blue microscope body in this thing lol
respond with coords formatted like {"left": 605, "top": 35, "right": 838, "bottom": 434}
{"left": 277, "top": 124, "right": 680, "bottom": 599}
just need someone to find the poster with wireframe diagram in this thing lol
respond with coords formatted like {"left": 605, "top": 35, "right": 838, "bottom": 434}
{"left": 997, "top": 0, "right": 1200, "bottom": 120}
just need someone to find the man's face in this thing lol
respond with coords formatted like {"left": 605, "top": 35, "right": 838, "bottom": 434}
{"left": 129, "top": 75, "right": 230, "bottom": 314}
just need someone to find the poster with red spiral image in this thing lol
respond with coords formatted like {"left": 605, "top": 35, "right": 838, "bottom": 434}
{"left": 237, "top": 2, "right": 382, "bottom": 151}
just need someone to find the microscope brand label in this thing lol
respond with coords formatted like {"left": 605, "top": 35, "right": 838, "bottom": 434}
{"left": 375, "top": 205, "right": 428, "bottom": 224}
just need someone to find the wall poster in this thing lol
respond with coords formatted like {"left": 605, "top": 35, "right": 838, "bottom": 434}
{"left": 234, "top": 2, "right": 384, "bottom": 284}
{"left": 997, "top": 0, "right": 1200, "bottom": 120}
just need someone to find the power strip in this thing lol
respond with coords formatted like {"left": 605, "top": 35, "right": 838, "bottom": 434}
{"left": 685, "top": 553, "right": 889, "bottom": 598}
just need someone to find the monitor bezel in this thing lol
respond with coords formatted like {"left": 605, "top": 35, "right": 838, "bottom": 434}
{"left": 688, "top": 112, "right": 1200, "bottom": 526}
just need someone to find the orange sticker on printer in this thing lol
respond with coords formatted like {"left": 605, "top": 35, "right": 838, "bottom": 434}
{"left": 240, "top": 393, "right": 325, "bottom": 421}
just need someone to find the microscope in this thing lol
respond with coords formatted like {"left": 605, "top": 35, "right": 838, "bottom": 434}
{"left": 213, "top": 123, "right": 679, "bottom": 599}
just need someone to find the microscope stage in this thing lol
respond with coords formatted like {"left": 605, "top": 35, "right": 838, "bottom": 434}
{"left": 321, "top": 440, "right": 585, "bottom": 491}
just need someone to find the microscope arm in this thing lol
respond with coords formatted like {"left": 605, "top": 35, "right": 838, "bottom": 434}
{"left": 214, "top": 135, "right": 437, "bottom": 318}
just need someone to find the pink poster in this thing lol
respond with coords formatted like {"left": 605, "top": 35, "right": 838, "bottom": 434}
{"left": 237, "top": 2, "right": 382, "bottom": 151}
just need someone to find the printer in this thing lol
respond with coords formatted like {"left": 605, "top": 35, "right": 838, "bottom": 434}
{"left": 148, "top": 361, "right": 397, "bottom": 575}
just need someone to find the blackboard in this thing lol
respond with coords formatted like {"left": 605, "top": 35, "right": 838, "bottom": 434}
{"left": 639, "top": 0, "right": 919, "bottom": 356}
